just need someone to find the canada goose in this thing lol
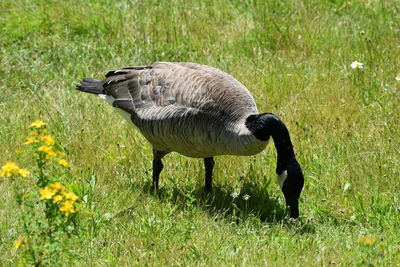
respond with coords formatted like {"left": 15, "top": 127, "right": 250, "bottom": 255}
{"left": 76, "top": 62, "right": 304, "bottom": 218}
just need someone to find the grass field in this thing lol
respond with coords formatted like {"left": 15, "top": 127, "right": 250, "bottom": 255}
{"left": 1, "top": 0, "right": 400, "bottom": 265}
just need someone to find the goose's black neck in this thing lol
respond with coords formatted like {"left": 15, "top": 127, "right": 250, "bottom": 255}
{"left": 245, "top": 113, "right": 304, "bottom": 218}
{"left": 245, "top": 113, "right": 295, "bottom": 163}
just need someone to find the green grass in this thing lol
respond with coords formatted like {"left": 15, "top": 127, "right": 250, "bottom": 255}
{"left": 1, "top": 0, "right": 400, "bottom": 265}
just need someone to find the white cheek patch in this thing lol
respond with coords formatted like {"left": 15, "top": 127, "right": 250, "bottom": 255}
{"left": 277, "top": 170, "right": 288, "bottom": 189}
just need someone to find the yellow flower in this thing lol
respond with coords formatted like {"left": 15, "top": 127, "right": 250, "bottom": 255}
{"left": 29, "top": 120, "right": 47, "bottom": 129}
{"left": 40, "top": 182, "right": 70, "bottom": 201}
{"left": 23, "top": 137, "right": 38, "bottom": 145}
{"left": 38, "top": 145, "right": 57, "bottom": 158}
{"left": 48, "top": 182, "right": 64, "bottom": 191}
{"left": 18, "top": 169, "right": 30, "bottom": 177}
{"left": 29, "top": 131, "right": 39, "bottom": 137}
{"left": 38, "top": 145, "right": 52, "bottom": 153}
{"left": 63, "top": 190, "right": 78, "bottom": 201}
{"left": 52, "top": 194, "right": 64, "bottom": 203}
{"left": 39, "top": 182, "right": 79, "bottom": 215}
{"left": 58, "top": 159, "right": 69, "bottom": 167}
{"left": 39, "top": 186, "right": 57, "bottom": 200}
{"left": 0, "top": 162, "right": 30, "bottom": 177}
{"left": 358, "top": 236, "right": 377, "bottom": 246}
{"left": 40, "top": 135, "right": 55, "bottom": 146}
{"left": 13, "top": 236, "right": 25, "bottom": 249}
{"left": 1, "top": 162, "right": 19, "bottom": 177}
{"left": 60, "top": 200, "right": 76, "bottom": 216}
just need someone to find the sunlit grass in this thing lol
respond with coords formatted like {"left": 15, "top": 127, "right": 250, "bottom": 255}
{"left": 1, "top": 0, "right": 399, "bottom": 265}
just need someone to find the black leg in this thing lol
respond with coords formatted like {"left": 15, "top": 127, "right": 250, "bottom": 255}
{"left": 152, "top": 150, "right": 168, "bottom": 191}
{"left": 204, "top": 157, "right": 215, "bottom": 193}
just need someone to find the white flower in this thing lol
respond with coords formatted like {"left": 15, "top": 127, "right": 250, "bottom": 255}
{"left": 351, "top": 61, "right": 364, "bottom": 69}
{"left": 230, "top": 192, "right": 239, "bottom": 199}
{"left": 395, "top": 76, "right": 400, "bottom": 81}
{"left": 243, "top": 194, "right": 250, "bottom": 201}
{"left": 343, "top": 182, "right": 351, "bottom": 192}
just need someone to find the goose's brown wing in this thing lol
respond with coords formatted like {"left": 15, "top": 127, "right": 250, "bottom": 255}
{"left": 102, "top": 62, "right": 258, "bottom": 120}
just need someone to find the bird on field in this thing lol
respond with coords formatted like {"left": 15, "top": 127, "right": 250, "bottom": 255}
{"left": 76, "top": 62, "right": 304, "bottom": 218}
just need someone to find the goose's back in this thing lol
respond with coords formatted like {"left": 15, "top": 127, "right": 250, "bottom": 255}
{"left": 103, "top": 62, "right": 265, "bottom": 157}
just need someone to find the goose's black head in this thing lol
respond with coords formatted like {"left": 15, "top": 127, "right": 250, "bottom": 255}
{"left": 246, "top": 113, "right": 304, "bottom": 218}
{"left": 277, "top": 158, "right": 304, "bottom": 218}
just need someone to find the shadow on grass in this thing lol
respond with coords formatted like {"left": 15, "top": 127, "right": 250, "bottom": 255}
{"left": 117, "top": 180, "right": 316, "bottom": 234}
{"left": 201, "top": 183, "right": 288, "bottom": 223}
{"left": 142, "top": 180, "right": 288, "bottom": 223}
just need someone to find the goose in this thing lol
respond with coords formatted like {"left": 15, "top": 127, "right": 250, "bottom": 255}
{"left": 76, "top": 62, "right": 304, "bottom": 218}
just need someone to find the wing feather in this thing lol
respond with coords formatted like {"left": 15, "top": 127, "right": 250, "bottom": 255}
{"left": 102, "top": 62, "right": 258, "bottom": 121}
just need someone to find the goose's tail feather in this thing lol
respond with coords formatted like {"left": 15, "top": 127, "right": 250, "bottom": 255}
{"left": 76, "top": 78, "right": 104, "bottom": 95}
